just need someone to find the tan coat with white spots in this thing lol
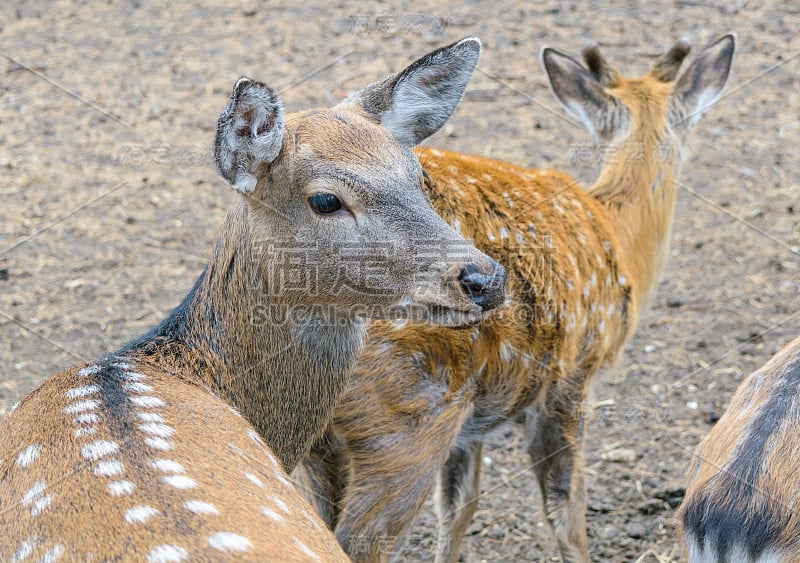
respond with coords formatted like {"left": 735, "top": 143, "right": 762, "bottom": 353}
{"left": 0, "top": 39, "right": 506, "bottom": 561}
{"left": 297, "top": 34, "right": 736, "bottom": 563}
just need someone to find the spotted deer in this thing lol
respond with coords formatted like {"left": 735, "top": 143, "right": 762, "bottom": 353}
{"left": 296, "top": 34, "right": 736, "bottom": 562}
{"left": 677, "top": 335, "right": 800, "bottom": 563}
{"left": 0, "top": 38, "right": 507, "bottom": 561}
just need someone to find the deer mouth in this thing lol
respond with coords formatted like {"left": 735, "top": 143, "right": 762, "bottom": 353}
{"left": 407, "top": 302, "right": 488, "bottom": 328}
{"left": 431, "top": 305, "right": 488, "bottom": 328}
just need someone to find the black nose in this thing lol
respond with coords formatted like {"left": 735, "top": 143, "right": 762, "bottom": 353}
{"left": 458, "top": 262, "right": 506, "bottom": 311}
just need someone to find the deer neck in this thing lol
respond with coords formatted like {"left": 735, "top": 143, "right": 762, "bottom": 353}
{"left": 587, "top": 126, "right": 681, "bottom": 307}
{"left": 122, "top": 199, "right": 365, "bottom": 471}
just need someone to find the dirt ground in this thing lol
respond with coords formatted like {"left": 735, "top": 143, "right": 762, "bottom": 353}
{"left": 1, "top": 1, "right": 798, "bottom": 561}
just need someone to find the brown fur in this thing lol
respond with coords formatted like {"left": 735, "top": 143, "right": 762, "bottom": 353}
{"left": 0, "top": 39, "right": 503, "bottom": 561}
{"left": 297, "top": 34, "right": 736, "bottom": 563}
{"left": 677, "top": 336, "right": 800, "bottom": 562}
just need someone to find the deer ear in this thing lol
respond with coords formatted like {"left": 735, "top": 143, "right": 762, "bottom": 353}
{"left": 343, "top": 37, "right": 481, "bottom": 146}
{"left": 670, "top": 33, "right": 736, "bottom": 134}
{"left": 214, "top": 77, "right": 285, "bottom": 193}
{"left": 541, "top": 47, "right": 626, "bottom": 140}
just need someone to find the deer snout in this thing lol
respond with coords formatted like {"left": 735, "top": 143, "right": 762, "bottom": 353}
{"left": 458, "top": 261, "right": 506, "bottom": 312}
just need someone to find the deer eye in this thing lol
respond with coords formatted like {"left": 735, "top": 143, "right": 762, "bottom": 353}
{"left": 308, "top": 192, "right": 342, "bottom": 215}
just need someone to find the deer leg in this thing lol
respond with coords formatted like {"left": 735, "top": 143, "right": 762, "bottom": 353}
{"left": 332, "top": 402, "right": 471, "bottom": 562}
{"left": 434, "top": 440, "right": 483, "bottom": 563}
{"left": 524, "top": 401, "right": 589, "bottom": 563}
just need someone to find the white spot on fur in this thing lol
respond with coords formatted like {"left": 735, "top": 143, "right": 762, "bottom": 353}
{"left": 450, "top": 219, "right": 461, "bottom": 234}
{"left": 227, "top": 443, "right": 249, "bottom": 459}
{"left": 65, "top": 385, "right": 99, "bottom": 399}
{"left": 294, "top": 539, "right": 321, "bottom": 561}
{"left": 15, "top": 445, "right": 40, "bottom": 468}
{"left": 137, "top": 412, "right": 164, "bottom": 423}
{"left": 185, "top": 500, "right": 218, "bottom": 514}
{"left": 21, "top": 482, "right": 47, "bottom": 506}
{"left": 129, "top": 396, "right": 166, "bottom": 408}
{"left": 30, "top": 495, "right": 52, "bottom": 517}
{"left": 208, "top": 532, "right": 252, "bottom": 552}
{"left": 260, "top": 505, "right": 284, "bottom": 522}
{"left": 125, "top": 505, "right": 160, "bottom": 524}
{"left": 247, "top": 429, "right": 279, "bottom": 468}
{"left": 39, "top": 544, "right": 64, "bottom": 563}
{"left": 63, "top": 400, "right": 99, "bottom": 414}
{"left": 269, "top": 494, "right": 290, "bottom": 514}
{"left": 108, "top": 480, "right": 136, "bottom": 496}
{"left": 13, "top": 537, "right": 36, "bottom": 561}
{"left": 151, "top": 459, "right": 185, "bottom": 473}
{"left": 273, "top": 470, "right": 293, "bottom": 489}
{"left": 486, "top": 231, "right": 496, "bottom": 242}
{"left": 499, "top": 342, "right": 514, "bottom": 362}
{"left": 147, "top": 545, "right": 189, "bottom": 563}
{"left": 163, "top": 475, "right": 197, "bottom": 490}
{"left": 145, "top": 437, "right": 173, "bottom": 451}
{"left": 123, "top": 372, "right": 148, "bottom": 382}
{"left": 77, "top": 365, "right": 102, "bottom": 377}
{"left": 244, "top": 472, "right": 264, "bottom": 488}
{"left": 124, "top": 382, "right": 154, "bottom": 393}
{"left": 618, "top": 274, "right": 627, "bottom": 286}
{"left": 73, "top": 413, "right": 100, "bottom": 425}
{"left": 499, "top": 226, "right": 509, "bottom": 240}
{"left": 515, "top": 231, "right": 525, "bottom": 244}
{"left": 81, "top": 440, "right": 119, "bottom": 461}
{"left": 139, "top": 423, "right": 174, "bottom": 438}
{"left": 95, "top": 460, "right": 124, "bottom": 477}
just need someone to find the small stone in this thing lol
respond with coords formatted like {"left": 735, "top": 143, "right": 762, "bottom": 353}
{"left": 598, "top": 524, "right": 619, "bottom": 539}
{"left": 626, "top": 522, "right": 646, "bottom": 539}
{"left": 686, "top": 401, "right": 699, "bottom": 410}
{"left": 603, "top": 448, "right": 638, "bottom": 464}
{"left": 644, "top": 345, "right": 657, "bottom": 353}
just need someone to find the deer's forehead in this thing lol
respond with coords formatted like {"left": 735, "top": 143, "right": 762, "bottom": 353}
{"left": 286, "top": 110, "right": 421, "bottom": 188}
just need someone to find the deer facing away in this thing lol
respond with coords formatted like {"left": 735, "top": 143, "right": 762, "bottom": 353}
{"left": 296, "top": 34, "right": 736, "bottom": 562}
{"left": 678, "top": 335, "right": 800, "bottom": 563}
{"left": 0, "top": 38, "right": 506, "bottom": 561}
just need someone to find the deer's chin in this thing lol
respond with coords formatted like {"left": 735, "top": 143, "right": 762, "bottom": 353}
{"left": 430, "top": 309, "right": 487, "bottom": 328}
{"left": 405, "top": 302, "right": 487, "bottom": 328}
